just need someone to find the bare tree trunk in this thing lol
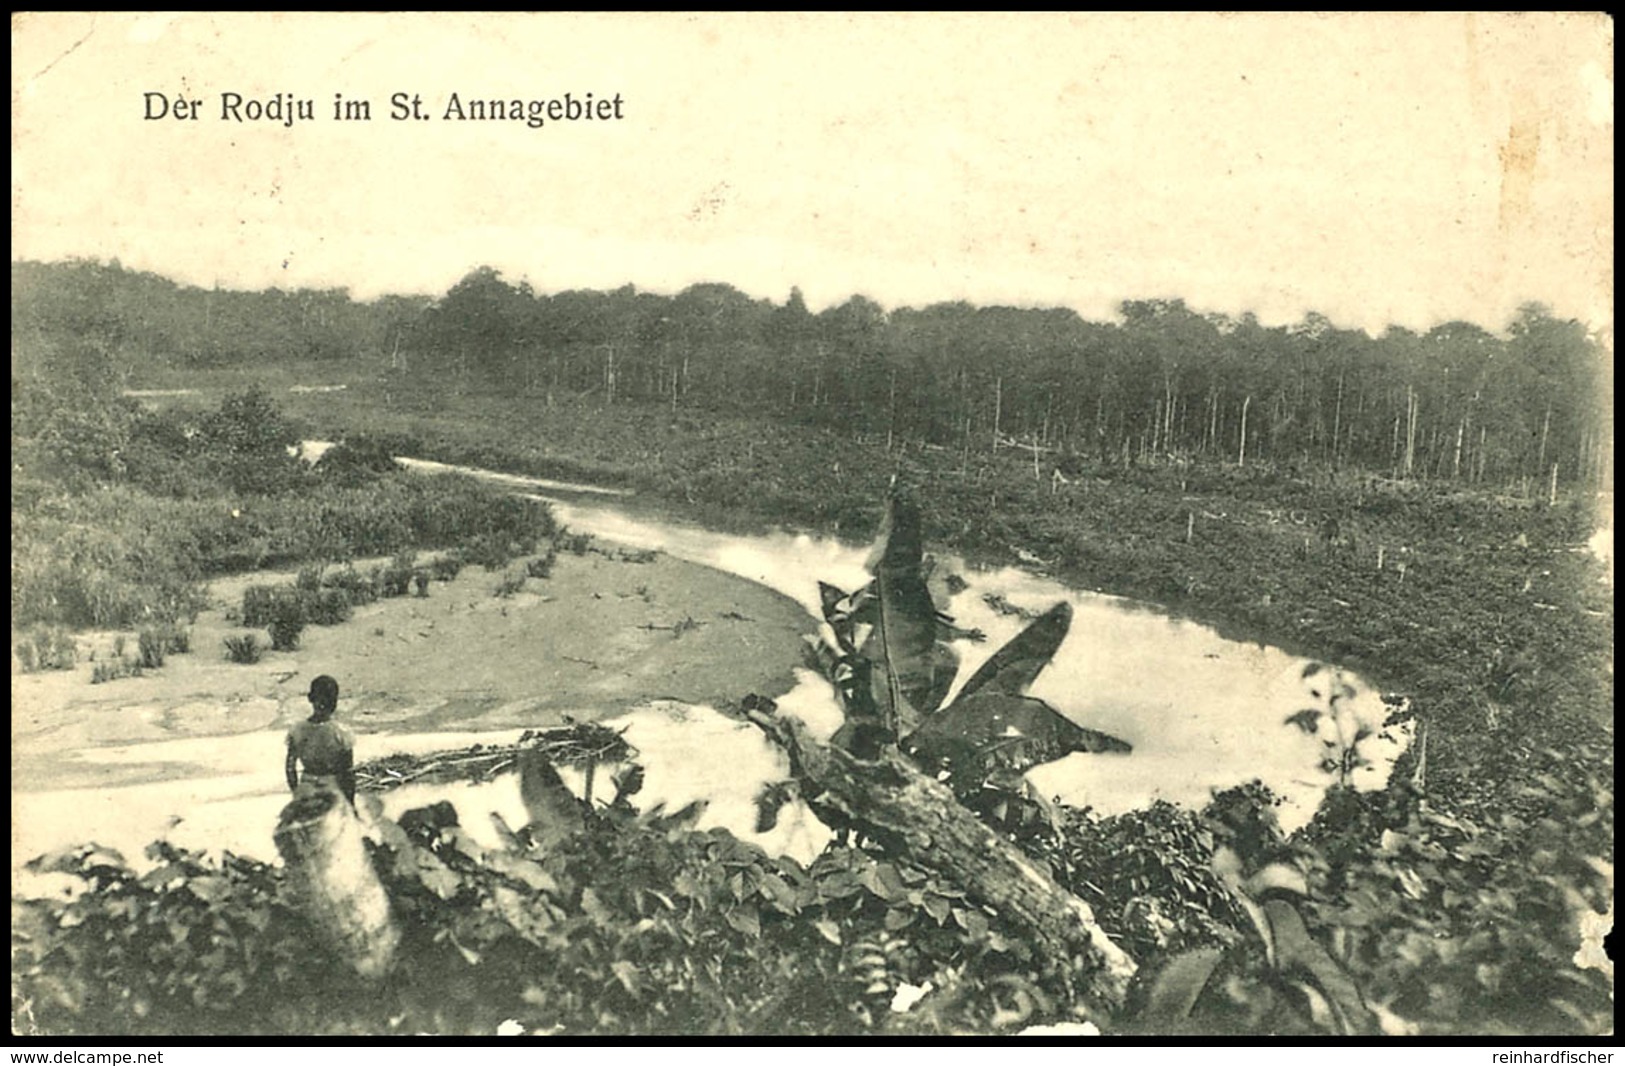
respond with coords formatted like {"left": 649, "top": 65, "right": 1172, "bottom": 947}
{"left": 742, "top": 706, "right": 1138, "bottom": 1009}
{"left": 1238, "top": 395, "right": 1252, "bottom": 468}
{"left": 1331, "top": 370, "right": 1344, "bottom": 466}
{"left": 992, "top": 376, "right": 1002, "bottom": 453}
{"left": 1403, "top": 385, "right": 1418, "bottom": 479}
{"left": 1537, "top": 404, "right": 1551, "bottom": 475}
{"left": 274, "top": 781, "right": 399, "bottom": 981}
{"left": 887, "top": 369, "right": 898, "bottom": 452}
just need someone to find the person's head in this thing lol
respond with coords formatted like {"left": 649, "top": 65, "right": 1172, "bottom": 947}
{"left": 308, "top": 675, "right": 339, "bottom": 719}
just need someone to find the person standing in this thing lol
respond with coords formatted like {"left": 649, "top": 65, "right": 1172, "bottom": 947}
{"left": 286, "top": 674, "right": 357, "bottom": 806}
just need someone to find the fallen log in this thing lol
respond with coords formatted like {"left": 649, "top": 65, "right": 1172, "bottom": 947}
{"left": 274, "top": 779, "right": 399, "bottom": 981}
{"left": 742, "top": 704, "right": 1138, "bottom": 1009}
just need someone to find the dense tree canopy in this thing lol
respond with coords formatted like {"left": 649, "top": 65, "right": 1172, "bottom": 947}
{"left": 11, "top": 258, "right": 1611, "bottom": 491}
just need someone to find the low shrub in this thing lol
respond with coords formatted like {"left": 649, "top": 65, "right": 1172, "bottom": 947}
{"left": 428, "top": 554, "right": 464, "bottom": 581}
{"left": 556, "top": 528, "right": 594, "bottom": 556}
{"left": 137, "top": 623, "right": 191, "bottom": 669}
{"left": 526, "top": 550, "right": 558, "bottom": 580}
{"left": 313, "top": 435, "right": 402, "bottom": 486}
{"left": 223, "top": 634, "right": 263, "bottom": 664}
{"left": 165, "top": 625, "right": 192, "bottom": 655}
{"left": 378, "top": 556, "right": 415, "bottom": 598}
{"left": 493, "top": 570, "right": 528, "bottom": 599}
{"left": 321, "top": 566, "right": 379, "bottom": 606}
{"left": 295, "top": 566, "right": 323, "bottom": 592}
{"left": 413, "top": 570, "right": 431, "bottom": 597}
{"left": 91, "top": 657, "right": 143, "bottom": 684}
{"left": 306, "top": 589, "right": 354, "bottom": 626}
{"left": 15, "top": 626, "right": 77, "bottom": 673}
{"left": 137, "top": 631, "right": 164, "bottom": 668}
{"left": 267, "top": 617, "right": 304, "bottom": 652}
{"left": 241, "top": 585, "right": 281, "bottom": 628}
{"left": 464, "top": 534, "right": 516, "bottom": 572}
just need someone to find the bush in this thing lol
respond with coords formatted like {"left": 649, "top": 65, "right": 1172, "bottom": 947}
{"left": 223, "top": 634, "right": 263, "bottom": 664}
{"left": 378, "top": 554, "right": 415, "bottom": 598}
{"left": 313, "top": 436, "right": 402, "bottom": 486}
{"left": 296, "top": 566, "right": 323, "bottom": 592}
{"left": 526, "top": 550, "right": 558, "bottom": 579}
{"left": 306, "top": 589, "right": 354, "bottom": 626}
{"left": 164, "top": 625, "right": 192, "bottom": 655}
{"left": 464, "top": 534, "right": 516, "bottom": 572}
{"left": 493, "top": 570, "right": 528, "bottom": 598}
{"left": 15, "top": 626, "right": 77, "bottom": 673}
{"left": 267, "top": 617, "right": 304, "bottom": 652}
{"left": 241, "top": 585, "right": 281, "bottom": 629}
{"left": 91, "top": 657, "right": 143, "bottom": 684}
{"left": 196, "top": 388, "right": 304, "bottom": 496}
{"left": 321, "top": 566, "right": 379, "bottom": 606}
{"left": 429, "top": 554, "right": 464, "bottom": 581}
{"left": 138, "top": 632, "right": 164, "bottom": 669}
{"left": 413, "top": 570, "right": 431, "bottom": 597}
{"left": 556, "top": 528, "right": 594, "bottom": 556}
{"left": 137, "top": 623, "right": 190, "bottom": 669}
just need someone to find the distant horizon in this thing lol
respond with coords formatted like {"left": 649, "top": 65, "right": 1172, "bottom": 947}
{"left": 10, "top": 253, "right": 1591, "bottom": 344}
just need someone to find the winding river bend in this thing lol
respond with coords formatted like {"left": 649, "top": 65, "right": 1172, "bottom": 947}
{"left": 494, "top": 463, "right": 1413, "bottom": 834}
{"left": 13, "top": 450, "right": 1412, "bottom": 882}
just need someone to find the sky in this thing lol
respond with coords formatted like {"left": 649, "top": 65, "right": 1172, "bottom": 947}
{"left": 10, "top": 12, "right": 1615, "bottom": 337}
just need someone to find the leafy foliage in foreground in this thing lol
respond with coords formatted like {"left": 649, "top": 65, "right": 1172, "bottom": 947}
{"left": 17, "top": 750, "right": 1609, "bottom": 1037}
{"left": 12, "top": 796, "right": 1088, "bottom": 1037}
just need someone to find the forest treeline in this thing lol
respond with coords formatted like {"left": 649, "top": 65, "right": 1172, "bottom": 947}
{"left": 11, "top": 258, "right": 1612, "bottom": 491}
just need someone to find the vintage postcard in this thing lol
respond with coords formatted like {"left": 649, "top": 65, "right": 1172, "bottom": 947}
{"left": 11, "top": 12, "right": 1613, "bottom": 1043}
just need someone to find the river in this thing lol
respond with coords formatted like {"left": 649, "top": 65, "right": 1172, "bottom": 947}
{"left": 13, "top": 450, "right": 1412, "bottom": 886}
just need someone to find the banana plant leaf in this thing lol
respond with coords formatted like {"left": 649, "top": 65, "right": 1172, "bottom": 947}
{"left": 953, "top": 601, "right": 1073, "bottom": 700}
{"left": 823, "top": 578, "right": 976, "bottom": 651}
{"left": 861, "top": 493, "right": 958, "bottom": 736}
{"left": 903, "top": 692, "right": 1131, "bottom": 783}
{"left": 1262, "top": 899, "right": 1380, "bottom": 1035}
{"left": 1144, "top": 947, "right": 1225, "bottom": 1021}
{"left": 818, "top": 581, "right": 878, "bottom": 652}
{"left": 817, "top": 580, "right": 846, "bottom": 619}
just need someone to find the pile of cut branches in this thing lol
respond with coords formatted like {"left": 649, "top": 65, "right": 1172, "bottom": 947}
{"left": 354, "top": 722, "right": 634, "bottom": 794}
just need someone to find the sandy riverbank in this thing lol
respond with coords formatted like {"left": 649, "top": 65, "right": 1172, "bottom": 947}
{"left": 11, "top": 545, "right": 814, "bottom": 794}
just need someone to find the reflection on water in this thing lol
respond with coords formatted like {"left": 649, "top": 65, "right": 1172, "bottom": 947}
{"left": 14, "top": 458, "right": 1411, "bottom": 886}
{"left": 547, "top": 494, "right": 1412, "bottom": 833}
{"left": 13, "top": 701, "right": 836, "bottom": 888}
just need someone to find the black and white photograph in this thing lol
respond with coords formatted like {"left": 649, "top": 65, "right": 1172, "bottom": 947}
{"left": 10, "top": 12, "right": 1614, "bottom": 1041}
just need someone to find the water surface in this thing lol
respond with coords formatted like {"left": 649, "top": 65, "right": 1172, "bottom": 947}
{"left": 13, "top": 453, "right": 1410, "bottom": 887}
